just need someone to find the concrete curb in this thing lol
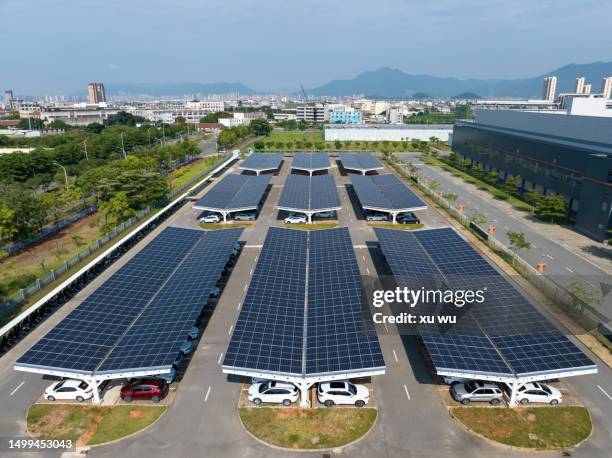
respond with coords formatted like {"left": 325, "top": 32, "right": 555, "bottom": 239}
{"left": 448, "top": 406, "right": 594, "bottom": 453}
{"left": 237, "top": 407, "right": 379, "bottom": 453}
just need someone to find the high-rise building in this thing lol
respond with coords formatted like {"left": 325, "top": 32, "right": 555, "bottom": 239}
{"left": 87, "top": 82, "right": 106, "bottom": 104}
{"left": 542, "top": 76, "right": 557, "bottom": 101}
{"left": 3, "top": 90, "right": 14, "bottom": 108}
{"left": 575, "top": 77, "right": 586, "bottom": 94}
{"left": 602, "top": 77, "right": 612, "bottom": 99}
{"left": 583, "top": 84, "right": 592, "bottom": 95}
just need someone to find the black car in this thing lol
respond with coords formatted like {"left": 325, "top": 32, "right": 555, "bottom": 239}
{"left": 397, "top": 212, "right": 420, "bottom": 224}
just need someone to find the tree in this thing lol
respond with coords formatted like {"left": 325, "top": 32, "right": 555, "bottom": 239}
{"left": 104, "top": 111, "right": 145, "bottom": 126}
{"left": 334, "top": 140, "right": 342, "bottom": 150}
{"left": 536, "top": 194, "right": 566, "bottom": 223}
{"left": 174, "top": 116, "right": 186, "bottom": 124}
{"left": 199, "top": 112, "right": 232, "bottom": 123}
{"left": 86, "top": 122, "right": 105, "bottom": 134}
{"left": 443, "top": 192, "right": 458, "bottom": 203}
{"left": 507, "top": 230, "right": 531, "bottom": 265}
{"left": 567, "top": 280, "right": 603, "bottom": 314}
{"left": 249, "top": 118, "right": 271, "bottom": 136}
{"left": 100, "top": 192, "right": 135, "bottom": 232}
{"left": 17, "top": 118, "right": 44, "bottom": 130}
{"left": 71, "top": 234, "right": 85, "bottom": 248}
{"left": 503, "top": 175, "right": 520, "bottom": 195}
{"left": 524, "top": 189, "right": 542, "bottom": 214}
{"left": 40, "top": 192, "right": 62, "bottom": 226}
{"left": 428, "top": 180, "right": 440, "bottom": 191}
{"left": 48, "top": 120, "right": 71, "bottom": 130}
{"left": 0, "top": 207, "right": 17, "bottom": 244}
{"left": 484, "top": 171, "right": 498, "bottom": 185}
{"left": 469, "top": 210, "right": 487, "bottom": 225}
{"left": 472, "top": 164, "right": 483, "bottom": 179}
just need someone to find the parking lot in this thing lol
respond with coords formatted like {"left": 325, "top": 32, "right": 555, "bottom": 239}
{"left": 1, "top": 153, "right": 611, "bottom": 458}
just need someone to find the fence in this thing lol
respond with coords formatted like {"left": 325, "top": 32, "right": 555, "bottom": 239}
{"left": 0, "top": 154, "right": 229, "bottom": 318}
{"left": 389, "top": 157, "right": 610, "bottom": 345}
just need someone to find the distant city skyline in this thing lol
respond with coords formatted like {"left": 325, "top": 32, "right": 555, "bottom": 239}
{"left": 2, "top": 0, "right": 612, "bottom": 94}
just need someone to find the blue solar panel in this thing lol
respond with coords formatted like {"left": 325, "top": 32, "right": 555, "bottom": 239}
{"left": 351, "top": 174, "right": 425, "bottom": 211}
{"left": 16, "top": 227, "right": 242, "bottom": 374}
{"left": 223, "top": 227, "right": 385, "bottom": 377}
{"left": 278, "top": 174, "right": 341, "bottom": 212}
{"left": 292, "top": 152, "right": 330, "bottom": 170}
{"left": 375, "top": 227, "right": 597, "bottom": 377}
{"left": 339, "top": 153, "right": 383, "bottom": 172}
{"left": 193, "top": 174, "right": 270, "bottom": 211}
{"left": 307, "top": 228, "right": 385, "bottom": 375}
{"left": 240, "top": 153, "right": 282, "bottom": 172}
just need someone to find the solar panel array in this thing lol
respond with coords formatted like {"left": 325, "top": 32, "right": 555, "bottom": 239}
{"left": 193, "top": 174, "right": 270, "bottom": 211}
{"left": 292, "top": 152, "right": 330, "bottom": 170}
{"left": 339, "top": 153, "right": 383, "bottom": 172}
{"left": 351, "top": 174, "right": 425, "bottom": 211}
{"left": 16, "top": 227, "right": 242, "bottom": 375}
{"left": 278, "top": 174, "right": 341, "bottom": 212}
{"left": 239, "top": 153, "right": 282, "bottom": 171}
{"left": 375, "top": 227, "right": 596, "bottom": 377}
{"left": 224, "top": 227, "right": 385, "bottom": 377}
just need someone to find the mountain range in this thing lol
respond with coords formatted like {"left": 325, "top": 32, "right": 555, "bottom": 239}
{"left": 104, "top": 61, "right": 612, "bottom": 99}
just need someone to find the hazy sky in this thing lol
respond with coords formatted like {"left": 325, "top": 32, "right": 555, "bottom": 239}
{"left": 2, "top": 0, "right": 611, "bottom": 95}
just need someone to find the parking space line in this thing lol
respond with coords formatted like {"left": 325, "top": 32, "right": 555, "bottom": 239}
{"left": 218, "top": 353, "right": 224, "bottom": 365}
{"left": 587, "top": 281, "right": 596, "bottom": 288}
{"left": 403, "top": 384, "right": 411, "bottom": 400}
{"left": 383, "top": 323, "right": 389, "bottom": 333}
{"left": 366, "top": 268, "right": 370, "bottom": 275}
{"left": 244, "top": 284, "right": 248, "bottom": 291}
{"left": 249, "top": 269, "right": 253, "bottom": 276}
{"left": 546, "top": 254, "right": 554, "bottom": 260}
{"left": 204, "top": 386, "right": 212, "bottom": 403}
{"left": 10, "top": 381, "right": 25, "bottom": 397}
{"left": 237, "top": 301, "right": 241, "bottom": 310}
{"left": 565, "top": 266, "right": 574, "bottom": 273}
{"left": 228, "top": 324, "right": 234, "bottom": 335}
{"left": 597, "top": 385, "right": 612, "bottom": 400}
{"left": 392, "top": 349, "right": 398, "bottom": 363}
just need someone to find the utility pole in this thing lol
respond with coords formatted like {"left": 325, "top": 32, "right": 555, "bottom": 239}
{"left": 162, "top": 124, "right": 166, "bottom": 145}
{"left": 83, "top": 139, "right": 89, "bottom": 160}
{"left": 53, "top": 162, "right": 69, "bottom": 190}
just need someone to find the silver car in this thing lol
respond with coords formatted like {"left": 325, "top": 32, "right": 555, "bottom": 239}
{"left": 451, "top": 381, "right": 503, "bottom": 405}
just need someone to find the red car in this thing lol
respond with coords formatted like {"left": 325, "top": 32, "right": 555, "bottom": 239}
{"left": 121, "top": 379, "right": 168, "bottom": 403}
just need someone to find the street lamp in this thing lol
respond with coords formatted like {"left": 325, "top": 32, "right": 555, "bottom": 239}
{"left": 53, "top": 162, "right": 69, "bottom": 190}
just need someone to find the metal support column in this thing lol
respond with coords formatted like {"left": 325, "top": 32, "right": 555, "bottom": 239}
{"left": 508, "top": 380, "right": 520, "bottom": 407}
{"left": 392, "top": 212, "right": 397, "bottom": 224}
{"left": 90, "top": 377, "right": 101, "bottom": 404}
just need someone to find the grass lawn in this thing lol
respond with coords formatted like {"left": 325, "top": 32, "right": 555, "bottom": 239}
{"left": 27, "top": 404, "right": 167, "bottom": 447}
{"left": 283, "top": 223, "right": 338, "bottom": 230}
{"left": 239, "top": 407, "right": 377, "bottom": 449}
{"left": 198, "top": 222, "right": 254, "bottom": 230}
{"left": 451, "top": 406, "right": 591, "bottom": 449}
{"left": 170, "top": 155, "right": 222, "bottom": 189}
{"left": 366, "top": 222, "right": 424, "bottom": 230}
{"left": 261, "top": 130, "right": 324, "bottom": 147}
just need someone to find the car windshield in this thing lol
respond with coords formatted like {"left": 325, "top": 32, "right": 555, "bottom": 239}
{"left": 541, "top": 385, "right": 552, "bottom": 394}
{"left": 465, "top": 381, "right": 479, "bottom": 393}
{"left": 348, "top": 383, "right": 357, "bottom": 395}
{"left": 54, "top": 380, "right": 66, "bottom": 390}
{"left": 78, "top": 381, "right": 89, "bottom": 390}
{"left": 259, "top": 383, "right": 270, "bottom": 393}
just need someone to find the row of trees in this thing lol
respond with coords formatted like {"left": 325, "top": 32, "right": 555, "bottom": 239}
{"left": 253, "top": 138, "right": 431, "bottom": 152}
{"left": 216, "top": 118, "right": 272, "bottom": 149}
{"left": 446, "top": 154, "right": 568, "bottom": 222}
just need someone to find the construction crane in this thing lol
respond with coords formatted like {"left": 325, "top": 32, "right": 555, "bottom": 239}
{"left": 300, "top": 84, "right": 308, "bottom": 103}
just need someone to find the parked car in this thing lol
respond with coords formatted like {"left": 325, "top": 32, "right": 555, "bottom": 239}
{"left": 442, "top": 376, "right": 471, "bottom": 386}
{"left": 314, "top": 211, "right": 336, "bottom": 219}
{"left": 451, "top": 381, "right": 503, "bottom": 405}
{"left": 130, "top": 367, "right": 177, "bottom": 384}
{"left": 366, "top": 212, "right": 388, "bottom": 222}
{"left": 317, "top": 381, "right": 369, "bottom": 407}
{"left": 187, "top": 326, "right": 200, "bottom": 340}
{"left": 234, "top": 212, "right": 256, "bottom": 221}
{"left": 517, "top": 382, "right": 562, "bottom": 405}
{"left": 397, "top": 212, "right": 420, "bottom": 224}
{"left": 285, "top": 215, "right": 307, "bottom": 224}
{"left": 209, "top": 286, "right": 221, "bottom": 298}
{"left": 248, "top": 381, "right": 299, "bottom": 406}
{"left": 44, "top": 379, "right": 93, "bottom": 402}
{"left": 199, "top": 214, "right": 221, "bottom": 224}
{"left": 173, "top": 352, "right": 185, "bottom": 368}
{"left": 179, "top": 340, "right": 193, "bottom": 355}
{"left": 121, "top": 379, "right": 169, "bottom": 403}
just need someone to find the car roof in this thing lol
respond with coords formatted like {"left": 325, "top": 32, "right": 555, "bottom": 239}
{"left": 57, "top": 379, "right": 85, "bottom": 388}
{"left": 130, "top": 378, "right": 166, "bottom": 386}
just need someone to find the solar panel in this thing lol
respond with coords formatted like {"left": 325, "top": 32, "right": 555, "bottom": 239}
{"left": 351, "top": 174, "right": 425, "bottom": 212}
{"left": 223, "top": 227, "right": 385, "bottom": 377}
{"left": 292, "top": 152, "right": 330, "bottom": 170}
{"left": 16, "top": 227, "right": 242, "bottom": 375}
{"left": 193, "top": 174, "right": 270, "bottom": 211}
{"left": 306, "top": 228, "right": 385, "bottom": 375}
{"left": 224, "top": 228, "right": 307, "bottom": 375}
{"left": 278, "top": 174, "right": 341, "bottom": 212}
{"left": 375, "top": 227, "right": 597, "bottom": 377}
{"left": 339, "top": 153, "right": 383, "bottom": 172}
{"left": 239, "top": 153, "right": 282, "bottom": 171}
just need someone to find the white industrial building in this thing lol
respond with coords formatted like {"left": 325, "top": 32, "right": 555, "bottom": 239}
{"left": 324, "top": 124, "right": 453, "bottom": 142}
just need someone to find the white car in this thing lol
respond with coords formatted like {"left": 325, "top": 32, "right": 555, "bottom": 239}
{"left": 199, "top": 214, "right": 220, "bottom": 223}
{"left": 248, "top": 381, "right": 299, "bottom": 406}
{"left": 442, "top": 376, "right": 471, "bottom": 386}
{"left": 317, "top": 381, "right": 369, "bottom": 407}
{"left": 233, "top": 212, "right": 256, "bottom": 221}
{"left": 517, "top": 382, "right": 562, "bottom": 405}
{"left": 44, "top": 379, "right": 93, "bottom": 402}
{"left": 284, "top": 215, "right": 307, "bottom": 224}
